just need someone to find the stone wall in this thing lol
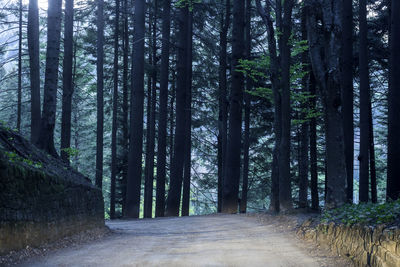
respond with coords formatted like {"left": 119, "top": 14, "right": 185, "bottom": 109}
{"left": 0, "top": 127, "right": 104, "bottom": 255}
{"left": 297, "top": 220, "right": 400, "bottom": 267}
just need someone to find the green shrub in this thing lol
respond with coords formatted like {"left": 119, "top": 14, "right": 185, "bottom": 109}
{"left": 321, "top": 200, "right": 400, "bottom": 226}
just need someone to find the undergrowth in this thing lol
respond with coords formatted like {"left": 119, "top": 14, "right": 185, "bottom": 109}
{"left": 321, "top": 199, "right": 400, "bottom": 226}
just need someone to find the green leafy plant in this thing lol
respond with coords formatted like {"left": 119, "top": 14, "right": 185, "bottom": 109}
{"left": 175, "top": 0, "right": 201, "bottom": 11}
{"left": 5, "top": 151, "right": 18, "bottom": 163}
{"left": 61, "top": 147, "right": 79, "bottom": 157}
{"left": 4, "top": 151, "right": 43, "bottom": 169}
{"left": 321, "top": 200, "right": 400, "bottom": 226}
{"left": 23, "top": 158, "right": 43, "bottom": 169}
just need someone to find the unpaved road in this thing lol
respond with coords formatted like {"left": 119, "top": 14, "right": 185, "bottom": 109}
{"left": 22, "top": 214, "right": 349, "bottom": 267}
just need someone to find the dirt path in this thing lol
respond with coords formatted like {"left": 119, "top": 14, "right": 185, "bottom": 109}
{"left": 21, "top": 214, "right": 349, "bottom": 267}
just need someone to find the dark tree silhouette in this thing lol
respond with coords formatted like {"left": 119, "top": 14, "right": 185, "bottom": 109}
{"left": 298, "top": 6, "right": 309, "bottom": 209}
{"left": 37, "top": 0, "right": 62, "bottom": 156}
{"left": 182, "top": 11, "right": 193, "bottom": 217}
{"left": 256, "top": 0, "right": 280, "bottom": 212}
{"left": 217, "top": 0, "right": 230, "bottom": 213}
{"left": 166, "top": 5, "right": 189, "bottom": 217}
{"left": 110, "top": 0, "right": 120, "bottom": 219}
{"left": 306, "top": 0, "right": 347, "bottom": 208}
{"left": 277, "top": 0, "right": 295, "bottom": 211}
{"left": 387, "top": 0, "right": 400, "bottom": 201}
{"left": 341, "top": 0, "right": 354, "bottom": 203}
{"left": 240, "top": 0, "right": 252, "bottom": 214}
{"left": 155, "top": 0, "right": 171, "bottom": 218}
{"left": 144, "top": 0, "right": 158, "bottom": 218}
{"left": 309, "top": 73, "right": 319, "bottom": 210}
{"left": 61, "top": 0, "right": 75, "bottom": 164}
{"left": 359, "top": 0, "right": 370, "bottom": 203}
{"left": 121, "top": 0, "right": 130, "bottom": 215}
{"left": 95, "top": 0, "right": 104, "bottom": 189}
{"left": 126, "top": 0, "right": 146, "bottom": 218}
{"left": 221, "top": 0, "right": 245, "bottom": 214}
{"left": 28, "top": 0, "right": 41, "bottom": 144}
{"left": 17, "top": 0, "right": 22, "bottom": 131}
{"left": 256, "top": 0, "right": 294, "bottom": 211}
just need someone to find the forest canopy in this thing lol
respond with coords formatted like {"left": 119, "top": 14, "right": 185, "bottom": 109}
{"left": 0, "top": 0, "right": 398, "bottom": 219}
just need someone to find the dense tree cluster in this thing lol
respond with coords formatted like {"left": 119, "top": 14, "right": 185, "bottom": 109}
{"left": 0, "top": 0, "right": 398, "bottom": 218}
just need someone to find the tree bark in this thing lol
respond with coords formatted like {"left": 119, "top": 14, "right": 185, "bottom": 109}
{"left": 298, "top": 129, "right": 309, "bottom": 208}
{"left": 256, "top": 0, "right": 294, "bottom": 211}
{"left": 169, "top": 71, "right": 176, "bottom": 177}
{"left": 182, "top": 11, "right": 193, "bottom": 217}
{"left": 217, "top": 0, "right": 230, "bottom": 213}
{"left": 126, "top": 0, "right": 146, "bottom": 218}
{"left": 166, "top": 6, "right": 189, "bottom": 217}
{"left": 121, "top": 0, "right": 130, "bottom": 215}
{"left": 256, "top": 0, "right": 281, "bottom": 212}
{"left": 38, "top": 0, "right": 63, "bottom": 157}
{"left": 61, "top": 0, "right": 75, "bottom": 164}
{"left": 110, "top": 0, "right": 120, "bottom": 220}
{"left": 359, "top": 0, "right": 370, "bottom": 203}
{"left": 221, "top": 0, "right": 245, "bottom": 214}
{"left": 277, "top": 0, "right": 294, "bottom": 211}
{"left": 387, "top": 0, "right": 400, "bottom": 201}
{"left": 341, "top": 0, "right": 354, "bottom": 203}
{"left": 95, "top": 0, "right": 104, "bottom": 189}
{"left": 298, "top": 6, "right": 309, "bottom": 209}
{"left": 17, "top": 0, "right": 22, "bottom": 132}
{"left": 369, "top": 100, "right": 377, "bottom": 203}
{"left": 72, "top": 41, "right": 78, "bottom": 169}
{"left": 240, "top": 0, "right": 251, "bottom": 214}
{"left": 144, "top": 0, "right": 158, "bottom": 218}
{"left": 155, "top": 0, "right": 171, "bottom": 218}
{"left": 306, "top": 0, "right": 348, "bottom": 208}
{"left": 309, "top": 73, "right": 319, "bottom": 210}
{"left": 28, "top": 0, "right": 41, "bottom": 144}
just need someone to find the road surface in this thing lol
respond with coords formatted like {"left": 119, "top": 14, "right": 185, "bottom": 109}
{"left": 22, "top": 214, "right": 349, "bottom": 267}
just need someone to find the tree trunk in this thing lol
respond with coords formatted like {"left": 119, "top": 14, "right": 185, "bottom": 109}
{"left": 38, "top": 0, "right": 63, "bottom": 157}
{"left": 277, "top": 0, "right": 294, "bottom": 211}
{"left": 341, "top": 0, "right": 354, "bottom": 203}
{"left": 72, "top": 41, "right": 78, "bottom": 169}
{"left": 221, "top": 0, "right": 245, "bottom": 214}
{"left": 359, "top": 0, "right": 370, "bottom": 203}
{"left": 110, "top": 0, "right": 120, "bottom": 220}
{"left": 169, "top": 71, "right": 176, "bottom": 176}
{"left": 61, "top": 0, "right": 75, "bottom": 164}
{"left": 28, "top": 0, "right": 41, "bottom": 144}
{"left": 182, "top": 11, "right": 193, "bottom": 217}
{"left": 126, "top": 0, "right": 146, "bottom": 218}
{"left": 306, "top": 0, "right": 348, "bottom": 208}
{"left": 121, "top": 0, "right": 129, "bottom": 215}
{"left": 143, "top": 7, "right": 153, "bottom": 219}
{"left": 309, "top": 73, "right": 319, "bottom": 210}
{"left": 256, "top": 0, "right": 281, "bottom": 212}
{"left": 217, "top": 0, "right": 230, "bottom": 213}
{"left": 369, "top": 100, "right": 377, "bottom": 203}
{"left": 298, "top": 7, "right": 309, "bottom": 209}
{"left": 166, "top": 6, "right": 189, "bottom": 217}
{"left": 240, "top": 90, "right": 250, "bottom": 214}
{"left": 144, "top": 0, "right": 158, "bottom": 218}
{"left": 298, "top": 122, "right": 309, "bottom": 209}
{"left": 240, "top": 0, "right": 251, "bottom": 214}
{"left": 95, "top": 0, "right": 104, "bottom": 189}
{"left": 155, "top": 0, "right": 171, "bottom": 218}
{"left": 17, "top": 0, "right": 22, "bottom": 132}
{"left": 387, "top": 0, "right": 400, "bottom": 201}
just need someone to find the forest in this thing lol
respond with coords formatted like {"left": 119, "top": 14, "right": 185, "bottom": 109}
{"left": 0, "top": 0, "right": 399, "bottom": 219}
